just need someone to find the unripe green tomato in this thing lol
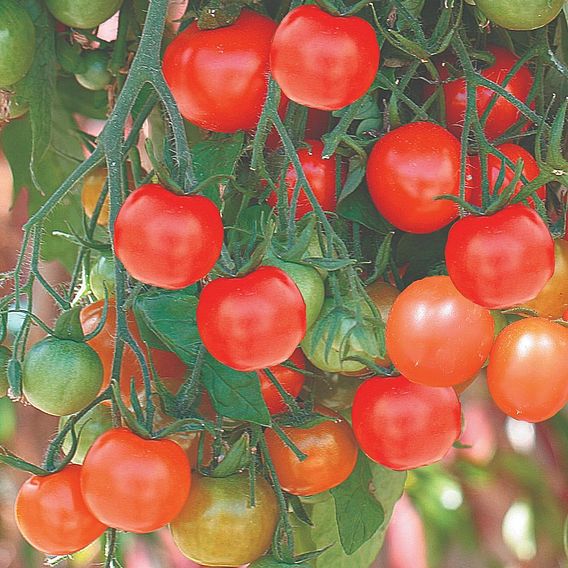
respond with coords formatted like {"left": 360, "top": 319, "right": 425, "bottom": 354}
{"left": 75, "top": 51, "right": 112, "bottom": 91}
{"left": 475, "top": 0, "right": 565, "bottom": 30}
{"left": 0, "top": 345, "right": 10, "bottom": 397}
{"left": 59, "top": 404, "right": 113, "bottom": 464}
{"left": 22, "top": 337, "right": 103, "bottom": 416}
{"left": 303, "top": 372, "right": 361, "bottom": 411}
{"left": 90, "top": 256, "right": 116, "bottom": 300}
{"left": 0, "top": 0, "right": 35, "bottom": 88}
{"left": 45, "top": 0, "right": 124, "bottom": 29}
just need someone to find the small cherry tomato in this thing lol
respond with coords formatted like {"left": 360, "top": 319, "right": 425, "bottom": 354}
{"left": 45, "top": 0, "right": 123, "bottom": 29}
{"left": 475, "top": 0, "right": 565, "bottom": 30}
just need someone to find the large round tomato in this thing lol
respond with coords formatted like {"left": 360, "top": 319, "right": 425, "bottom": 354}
{"left": 258, "top": 349, "right": 306, "bottom": 414}
{"left": 197, "top": 266, "right": 306, "bottom": 371}
{"left": 15, "top": 465, "right": 107, "bottom": 555}
{"left": 0, "top": 0, "right": 35, "bottom": 88}
{"left": 22, "top": 337, "right": 103, "bottom": 416}
{"left": 386, "top": 276, "right": 494, "bottom": 387}
{"left": 163, "top": 10, "right": 276, "bottom": 132}
{"left": 267, "top": 140, "right": 338, "bottom": 219}
{"left": 81, "top": 428, "right": 191, "bottom": 533}
{"left": 366, "top": 122, "right": 462, "bottom": 233}
{"left": 114, "top": 184, "right": 223, "bottom": 289}
{"left": 171, "top": 473, "right": 278, "bottom": 567}
{"left": 0, "top": 345, "right": 10, "bottom": 398}
{"left": 475, "top": 0, "right": 565, "bottom": 30}
{"left": 468, "top": 143, "right": 546, "bottom": 207}
{"left": 264, "top": 406, "right": 358, "bottom": 496}
{"left": 270, "top": 5, "right": 380, "bottom": 111}
{"left": 45, "top": 0, "right": 123, "bottom": 29}
{"left": 445, "top": 204, "right": 555, "bottom": 309}
{"left": 352, "top": 376, "right": 462, "bottom": 470}
{"left": 487, "top": 318, "right": 568, "bottom": 422}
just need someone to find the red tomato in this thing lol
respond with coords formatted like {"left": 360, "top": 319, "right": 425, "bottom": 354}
{"left": 468, "top": 143, "right": 546, "bottom": 207}
{"left": 366, "top": 122, "right": 462, "bottom": 233}
{"left": 114, "top": 184, "right": 223, "bottom": 290}
{"left": 445, "top": 204, "right": 554, "bottom": 309}
{"left": 267, "top": 140, "right": 337, "bottom": 219}
{"left": 258, "top": 349, "right": 305, "bottom": 414}
{"left": 563, "top": 308, "right": 568, "bottom": 321}
{"left": 385, "top": 276, "right": 495, "bottom": 387}
{"left": 15, "top": 465, "right": 107, "bottom": 555}
{"left": 487, "top": 318, "right": 568, "bottom": 422}
{"left": 196, "top": 267, "right": 307, "bottom": 371}
{"left": 270, "top": 5, "right": 380, "bottom": 111}
{"left": 352, "top": 376, "right": 462, "bottom": 470}
{"left": 81, "top": 428, "right": 191, "bottom": 533}
{"left": 431, "top": 46, "right": 533, "bottom": 140}
{"left": 163, "top": 10, "right": 276, "bottom": 132}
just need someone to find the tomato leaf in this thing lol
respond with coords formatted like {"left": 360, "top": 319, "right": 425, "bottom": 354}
{"left": 330, "top": 452, "right": 385, "bottom": 555}
{"left": 338, "top": 156, "right": 366, "bottom": 203}
{"left": 337, "top": 187, "right": 392, "bottom": 234}
{"left": 302, "top": 257, "right": 355, "bottom": 271}
{"left": 211, "top": 432, "right": 251, "bottom": 477}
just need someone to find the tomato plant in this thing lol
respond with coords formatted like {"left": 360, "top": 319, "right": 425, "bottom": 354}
{"left": 0, "top": 345, "right": 10, "bottom": 398}
{"left": 474, "top": 0, "right": 565, "bottom": 30}
{"left": 45, "top": 0, "right": 124, "bottom": 29}
{"left": 81, "top": 166, "right": 110, "bottom": 226}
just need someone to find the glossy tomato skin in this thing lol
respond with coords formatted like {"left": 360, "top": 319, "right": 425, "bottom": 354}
{"left": 171, "top": 473, "right": 278, "bottom": 567}
{"left": 258, "top": 349, "right": 306, "bottom": 414}
{"left": 468, "top": 144, "right": 545, "bottom": 207}
{"left": 445, "top": 204, "right": 555, "bottom": 309}
{"left": 75, "top": 51, "right": 112, "bottom": 91}
{"left": 46, "top": 0, "right": 123, "bottom": 29}
{"left": 386, "top": 276, "right": 495, "bottom": 387}
{"left": 15, "top": 465, "right": 107, "bottom": 555}
{"left": 475, "top": 0, "right": 565, "bottom": 30}
{"left": 264, "top": 406, "right": 358, "bottom": 496}
{"left": 81, "top": 428, "right": 191, "bottom": 533}
{"left": 366, "top": 122, "right": 462, "bottom": 233}
{"left": 487, "top": 318, "right": 568, "bottom": 422}
{"left": 270, "top": 5, "right": 380, "bottom": 111}
{"left": 114, "top": 184, "right": 223, "bottom": 289}
{"left": 81, "top": 167, "right": 110, "bottom": 225}
{"left": 163, "top": 10, "right": 276, "bottom": 132}
{"left": 197, "top": 266, "right": 307, "bottom": 371}
{"left": 353, "top": 376, "right": 461, "bottom": 470}
{"left": 267, "top": 140, "right": 337, "bottom": 219}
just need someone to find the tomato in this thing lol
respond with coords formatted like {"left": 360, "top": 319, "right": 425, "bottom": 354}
{"left": 487, "top": 318, "right": 568, "bottom": 422}
{"left": 15, "top": 465, "right": 107, "bottom": 555}
{"left": 270, "top": 5, "right": 380, "bottom": 111}
{"left": 264, "top": 406, "right": 358, "bottom": 496}
{"left": 0, "top": 89, "right": 29, "bottom": 122}
{"left": 0, "top": 1, "right": 35, "bottom": 88}
{"left": 301, "top": 297, "right": 384, "bottom": 374}
{"left": 22, "top": 337, "right": 103, "bottom": 416}
{"left": 352, "top": 376, "right": 462, "bottom": 470}
{"left": 468, "top": 144, "right": 546, "bottom": 207}
{"left": 81, "top": 428, "right": 191, "bottom": 533}
{"left": 366, "top": 122, "right": 462, "bottom": 233}
{"left": 59, "top": 404, "right": 114, "bottom": 464}
{"left": 115, "top": 184, "right": 223, "bottom": 289}
{"left": 90, "top": 255, "right": 116, "bottom": 300}
{"left": 0, "top": 345, "right": 10, "bottom": 397}
{"left": 163, "top": 10, "right": 276, "bottom": 133}
{"left": 303, "top": 373, "right": 361, "bottom": 411}
{"left": 445, "top": 204, "right": 555, "bottom": 309}
{"left": 81, "top": 167, "right": 110, "bottom": 226}
{"left": 386, "top": 276, "right": 494, "bottom": 387}
{"left": 267, "top": 140, "right": 338, "bottom": 219}
{"left": 75, "top": 51, "right": 112, "bottom": 91}
{"left": 258, "top": 349, "right": 305, "bottom": 414}
{"left": 475, "top": 0, "right": 565, "bottom": 30}
{"left": 171, "top": 473, "right": 278, "bottom": 567}
{"left": 263, "top": 256, "right": 325, "bottom": 328}
{"left": 433, "top": 46, "right": 533, "bottom": 140}
{"left": 197, "top": 266, "right": 306, "bottom": 371}
{"left": 521, "top": 239, "right": 568, "bottom": 319}
{"left": 45, "top": 0, "right": 124, "bottom": 29}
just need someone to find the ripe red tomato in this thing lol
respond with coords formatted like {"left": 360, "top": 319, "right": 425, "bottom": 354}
{"left": 114, "top": 184, "right": 223, "bottom": 289}
{"left": 264, "top": 406, "right": 358, "bottom": 495}
{"left": 267, "top": 140, "right": 337, "bottom": 219}
{"left": 197, "top": 266, "right": 306, "bottom": 371}
{"left": 15, "top": 465, "right": 107, "bottom": 555}
{"left": 468, "top": 143, "right": 546, "bottom": 207}
{"left": 385, "top": 276, "right": 495, "bottom": 386}
{"left": 258, "top": 349, "right": 306, "bottom": 414}
{"left": 366, "top": 122, "right": 462, "bottom": 233}
{"left": 445, "top": 204, "right": 554, "bottom": 309}
{"left": 81, "top": 428, "right": 191, "bottom": 533}
{"left": 352, "top": 376, "right": 462, "bottom": 470}
{"left": 163, "top": 10, "right": 276, "bottom": 132}
{"left": 487, "top": 318, "right": 568, "bottom": 422}
{"left": 432, "top": 46, "right": 533, "bottom": 140}
{"left": 270, "top": 5, "right": 380, "bottom": 111}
